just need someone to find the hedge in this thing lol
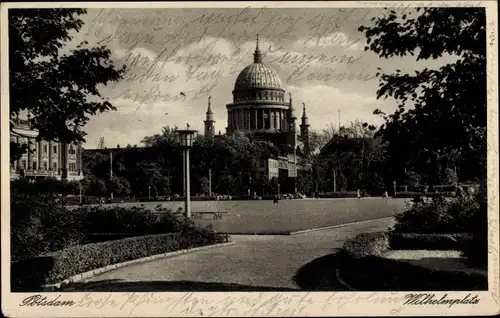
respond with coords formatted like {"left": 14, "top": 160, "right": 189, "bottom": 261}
{"left": 12, "top": 231, "right": 227, "bottom": 291}
{"left": 343, "top": 232, "right": 389, "bottom": 258}
{"left": 394, "top": 191, "right": 456, "bottom": 198}
{"left": 12, "top": 192, "right": 226, "bottom": 262}
{"left": 389, "top": 233, "right": 472, "bottom": 250}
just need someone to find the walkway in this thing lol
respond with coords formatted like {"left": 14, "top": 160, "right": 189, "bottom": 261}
{"left": 63, "top": 218, "right": 395, "bottom": 291}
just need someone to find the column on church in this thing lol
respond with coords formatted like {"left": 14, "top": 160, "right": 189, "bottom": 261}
{"left": 14, "top": 136, "right": 19, "bottom": 170}
{"left": 254, "top": 109, "right": 258, "bottom": 129}
{"left": 64, "top": 143, "right": 69, "bottom": 176}
{"left": 235, "top": 110, "right": 239, "bottom": 130}
{"left": 58, "top": 142, "right": 62, "bottom": 174}
{"left": 38, "top": 140, "right": 42, "bottom": 171}
{"left": 48, "top": 141, "right": 53, "bottom": 172}
{"left": 76, "top": 144, "right": 81, "bottom": 175}
{"left": 79, "top": 144, "right": 83, "bottom": 175}
{"left": 261, "top": 109, "right": 265, "bottom": 129}
{"left": 240, "top": 110, "right": 244, "bottom": 130}
{"left": 270, "top": 110, "right": 274, "bottom": 130}
{"left": 27, "top": 138, "right": 32, "bottom": 170}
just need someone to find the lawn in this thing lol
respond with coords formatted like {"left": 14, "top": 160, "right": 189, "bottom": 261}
{"left": 103, "top": 198, "right": 409, "bottom": 234}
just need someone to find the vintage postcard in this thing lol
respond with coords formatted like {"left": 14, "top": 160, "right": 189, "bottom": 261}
{"left": 1, "top": 1, "right": 499, "bottom": 317}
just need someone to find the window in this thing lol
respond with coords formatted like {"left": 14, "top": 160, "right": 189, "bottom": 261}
{"left": 21, "top": 160, "right": 26, "bottom": 169}
{"left": 32, "top": 162, "right": 37, "bottom": 170}
{"left": 69, "top": 162, "right": 76, "bottom": 171}
{"left": 53, "top": 145, "right": 57, "bottom": 153}
{"left": 43, "top": 162, "right": 48, "bottom": 170}
{"left": 52, "top": 163, "right": 57, "bottom": 171}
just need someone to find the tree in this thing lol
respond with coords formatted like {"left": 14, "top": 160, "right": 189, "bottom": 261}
{"left": 107, "top": 176, "right": 131, "bottom": 197}
{"left": 9, "top": 9, "right": 125, "bottom": 161}
{"left": 359, "top": 8, "right": 486, "bottom": 182}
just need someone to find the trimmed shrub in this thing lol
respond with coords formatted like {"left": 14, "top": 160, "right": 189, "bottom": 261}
{"left": 389, "top": 233, "right": 472, "bottom": 250}
{"left": 343, "top": 232, "right": 389, "bottom": 258}
{"left": 12, "top": 232, "right": 226, "bottom": 291}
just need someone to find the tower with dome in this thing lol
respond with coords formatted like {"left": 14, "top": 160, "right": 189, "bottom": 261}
{"left": 203, "top": 36, "right": 311, "bottom": 193}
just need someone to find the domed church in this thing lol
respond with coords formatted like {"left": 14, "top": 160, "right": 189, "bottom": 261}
{"left": 203, "top": 36, "right": 311, "bottom": 193}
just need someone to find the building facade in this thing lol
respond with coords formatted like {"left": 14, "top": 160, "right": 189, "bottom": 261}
{"left": 203, "top": 37, "right": 312, "bottom": 188}
{"left": 10, "top": 118, "right": 84, "bottom": 181}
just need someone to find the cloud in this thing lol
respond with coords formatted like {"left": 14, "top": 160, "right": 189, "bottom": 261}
{"left": 74, "top": 9, "right": 457, "bottom": 148}
{"left": 290, "top": 31, "right": 363, "bottom": 51}
{"left": 287, "top": 84, "right": 393, "bottom": 131}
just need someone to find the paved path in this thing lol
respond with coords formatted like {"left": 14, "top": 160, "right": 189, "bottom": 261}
{"left": 64, "top": 218, "right": 395, "bottom": 292}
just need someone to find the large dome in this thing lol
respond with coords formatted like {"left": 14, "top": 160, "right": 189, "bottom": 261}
{"left": 233, "top": 37, "right": 282, "bottom": 91}
{"left": 234, "top": 63, "right": 282, "bottom": 90}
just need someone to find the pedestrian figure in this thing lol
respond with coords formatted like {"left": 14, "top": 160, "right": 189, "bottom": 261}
{"left": 357, "top": 189, "right": 361, "bottom": 199}
{"left": 273, "top": 194, "right": 279, "bottom": 204}
{"left": 382, "top": 191, "right": 389, "bottom": 199}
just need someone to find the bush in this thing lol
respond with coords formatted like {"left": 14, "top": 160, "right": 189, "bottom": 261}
{"left": 11, "top": 193, "right": 226, "bottom": 262}
{"left": 392, "top": 196, "right": 481, "bottom": 234}
{"left": 12, "top": 232, "right": 226, "bottom": 291}
{"left": 11, "top": 178, "right": 78, "bottom": 195}
{"left": 343, "top": 232, "right": 389, "bottom": 258}
{"left": 11, "top": 191, "right": 84, "bottom": 262}
{"left": 460, "top": 183, "right": 488, "bottom": 267}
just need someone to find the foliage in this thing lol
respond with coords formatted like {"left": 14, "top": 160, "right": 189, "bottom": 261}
{"left": 11, "top": 192, "right": 225, "bottom": 262}
{"left": 404, "top": 170, "right": 421, "bottom": 189}
{"left": 343, "top": 232, "right": 389, "bottom": 259}
{"left": 11, "top": 191, "right": 84, "bottom": 261}
{"left": 442, "top": 167, "right": 458, "bottom": 185}
{"left": 359, "top": 8, "right": 486, "bottom": 184}
{"left": 12, "top": 231, "right": 226, "bottom": 290}
{"left": 9, "top": 9, "right": 125, "bottom": 161}
{"left": 11, "top": 177, "right": 79, "bottom": 195}
{"left": 315, "top": 120, "right": 387, "bottom": 192}
{"left": 392, "top": 195, "right": 483, "bottom": 234}
{"left": 460, "top": 182, "right": 487, "bottom": 267}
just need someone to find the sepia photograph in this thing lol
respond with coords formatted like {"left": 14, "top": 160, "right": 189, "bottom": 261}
{"left": 1, "top": 1, "right": 498, "bottom": 317}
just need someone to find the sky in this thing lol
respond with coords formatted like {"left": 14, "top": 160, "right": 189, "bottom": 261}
{"left": 64, "top": 6, "right": 455, "bottom": 148}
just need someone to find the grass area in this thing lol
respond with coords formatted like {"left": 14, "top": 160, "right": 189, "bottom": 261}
{"left": 96, "top": 198, "right": 409, "bottom": 234}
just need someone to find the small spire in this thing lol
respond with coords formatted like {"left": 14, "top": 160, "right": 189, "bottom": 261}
{"left": 253, "top": 34, "right": 263, "bottom": 63}
{"left": 302, "top": 102, "right": 307, "bottom": 119}
{"left": 206, "top": 96, "right": 213, "bottom": 114}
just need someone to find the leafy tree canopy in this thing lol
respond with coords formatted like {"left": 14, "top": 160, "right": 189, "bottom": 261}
{"left": 359, "top": 8, "right": 486, "bottom": 180}
{"left": 9, "top": 9, "right": 125, "bottom": 159}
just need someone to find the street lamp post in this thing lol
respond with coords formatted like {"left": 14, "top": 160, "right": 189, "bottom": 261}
{"left": 176, "top": 125, "right": 198, "bottom": 219}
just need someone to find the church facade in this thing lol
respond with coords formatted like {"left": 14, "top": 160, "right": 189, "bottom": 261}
{"left": 203, "top": 37, "right": 312, "bottom": 191}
